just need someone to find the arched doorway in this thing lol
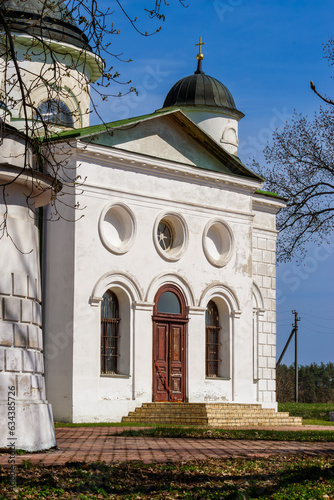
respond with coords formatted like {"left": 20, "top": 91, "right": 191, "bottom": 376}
{"left": 152, "top": 285, "right": 188, "bottom": 402}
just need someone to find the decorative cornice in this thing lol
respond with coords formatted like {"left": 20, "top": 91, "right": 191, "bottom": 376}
{"left": 0, "top": 165, "right": 56, "bottom": 207}
{"left": 252, "top": 194, "right": 286, "bottom": 214}
{"left": 13, "top": 35, "right": 103, "bottom": 82}
{"left": 75, "top": 141, "right": 263, "bottom": 194}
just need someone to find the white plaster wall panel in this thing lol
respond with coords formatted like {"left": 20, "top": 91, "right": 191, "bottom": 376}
{"left": 28, "top": 276, "right": 39, "bottom": 301}
{"left": 98, "top": 377, "right": 133, "bottom": 401}
{"left": 28, "top": 325, "right": 39, "bottom": 349}
{"left": 21, "top": 299, "right": 33, "bottom": 323}
{"left": 0, "top": 271, "right": 12, "bottom": 295}
{"left": 43, "top": 202, "right": 76, "bottom": 422}
{"left": 17, "top": 374, "right": 32, "bottom": 399}
{"left": 131, "top": 306, "right": 154, "bottom": 401}
{"left": 5, "top": 348, "right": 22, "bottom": 372}
{"left": 14, "top": 324, "right": 27, "bottom": 347}
{"left": 0, "top": 322, "right": 14, "bottom": 345}
{"left": 32, "top": 302, "right": 42, "bottom": 327}
{"left": 187, "top": 311, "right": 206, "bottom": 400}
{"left": 4, "top": 297, "right": 21, "bottom": 322}
{"left": 13, "top": 273, "right": 27, "bottom": 297}
{"left": 36, "top": 352, "right": 44, "bottom": 374}
{"left": 23, "top": 350, "right": 35, "bottom": 373}
{"left": 267, "top": 357, "right": 276, "bottom": 368}
{"left": 232, "top": 305, "right": 255, "bottom": 403}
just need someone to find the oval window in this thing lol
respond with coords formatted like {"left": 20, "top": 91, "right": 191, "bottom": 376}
{"left": 158, "top": 291, "right": 181, "bottom": 314}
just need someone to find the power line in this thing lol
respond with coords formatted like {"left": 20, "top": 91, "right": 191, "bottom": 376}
{"left": 299, "top": 312, "right": 334, "bottom": 321}
{"left": 301, "top": 326, "right": 334, "bottom": 335}
{"left": 298, "top": 318, "right": 334, "bottom": 330}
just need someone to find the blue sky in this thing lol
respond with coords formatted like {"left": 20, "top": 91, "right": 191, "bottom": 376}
{"left": 92, "top": 0, "right": 334, "bottom": 366}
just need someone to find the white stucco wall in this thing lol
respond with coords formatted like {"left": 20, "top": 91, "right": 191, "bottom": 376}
{"left": 0, "top": 37, "right": 101, "bottom": 131}
{"left": 175, "top": 107, "right": 242, "bottom": 155}
{"left": 0, "top": 155, "right": 56, "bottom": 450}
{"left": 43, "top": 132, "right": 283, "bottom": 422}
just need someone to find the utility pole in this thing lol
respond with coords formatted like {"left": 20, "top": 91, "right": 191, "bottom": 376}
{"left": 276, "top": 310, "right": 301, "bottom": 402}
{"left": 292, "top": 310, "right": 300, "bottom": 403}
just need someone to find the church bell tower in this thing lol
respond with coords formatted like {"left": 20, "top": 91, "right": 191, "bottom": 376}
{"left": 0, "top": 0, "right": 102, "bottom": 451}
{"left": 0, "top": 0, "right": 102, "bottom": 131}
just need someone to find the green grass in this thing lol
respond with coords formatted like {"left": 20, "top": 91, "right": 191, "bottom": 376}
{"left": 117, "top": 426, "right": 334, "bottom": 442}
{"left": 1, "top": 455, "right": 333, "bottom": 499}
{"left": 278, "top": 402, "right": 334, "bottom": 421}
{"left": 303, "top": 419, "right": 334, "bottom": 426}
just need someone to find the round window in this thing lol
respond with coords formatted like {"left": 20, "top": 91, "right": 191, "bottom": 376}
{"left": 202, "top": 219, "right": 234, "bottom": 267}
{"left": 99, "top": 202, "right": 136, "bottom": 254}
{"left": 153, "top": 212, "right": 188, "bottom": 261}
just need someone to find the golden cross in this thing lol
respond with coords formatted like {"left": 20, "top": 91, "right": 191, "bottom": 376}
{"left": 195, "top": 36, "right": 205, "bottom": 59}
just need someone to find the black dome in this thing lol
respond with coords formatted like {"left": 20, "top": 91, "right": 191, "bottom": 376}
{"left": 0, "top": 0, "right": 91, "bottom": 50}
{"left": 163, "top": 72, "right": 237, "bottom": 110}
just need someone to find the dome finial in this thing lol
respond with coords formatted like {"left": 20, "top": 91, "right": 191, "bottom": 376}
{"left": 195, "top": 36, "right": 205, "bottom": 75}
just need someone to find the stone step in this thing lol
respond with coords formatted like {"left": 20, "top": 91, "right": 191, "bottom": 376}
{"left": 127, "top": 410, "right": 291, "bottom": 418}
{"left": 137, "top": 409, "right": 277, "bottom": 415}
{"left": 122, "top": 403, "right": 303, "bottom": 427}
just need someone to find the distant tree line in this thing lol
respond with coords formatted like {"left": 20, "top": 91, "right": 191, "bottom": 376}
{"left": 276, "top": 363, "right": 334, "bottom": 403}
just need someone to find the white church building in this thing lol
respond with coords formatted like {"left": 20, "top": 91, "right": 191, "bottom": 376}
{"left": 0, "top": 1, "right": 297, "bottom": 451}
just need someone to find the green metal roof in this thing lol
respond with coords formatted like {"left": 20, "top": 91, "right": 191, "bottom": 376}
{"left": 48, "top": 109, "right": 172, "bottom": 141}
{"left": 255, "top": 189, "right": 286, "bottom": 201}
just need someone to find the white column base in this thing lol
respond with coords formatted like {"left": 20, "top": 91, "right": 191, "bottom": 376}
{"left": 0, "top": 400, "right": 56, "bottom": 452}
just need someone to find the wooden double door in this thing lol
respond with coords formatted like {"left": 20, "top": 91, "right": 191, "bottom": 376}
{"left": 152, "top": 285, "right": 188, "bottom": 402}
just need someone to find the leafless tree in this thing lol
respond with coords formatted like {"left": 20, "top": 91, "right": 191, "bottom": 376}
{"left": 253, "top": 38, "right": 334, "bottom": 262}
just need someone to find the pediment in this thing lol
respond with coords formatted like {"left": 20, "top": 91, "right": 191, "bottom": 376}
{"left": 55, "top": 110, "right": 261, "bottom": 180}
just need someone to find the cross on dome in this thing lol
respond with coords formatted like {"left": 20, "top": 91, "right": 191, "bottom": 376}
{"left": 195, "top": 36, "right": 205, "bottom": 61}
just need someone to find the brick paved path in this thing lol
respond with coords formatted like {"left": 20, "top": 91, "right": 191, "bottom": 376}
{"left": 0, "top": 426, "right": 333, "bottom": 466}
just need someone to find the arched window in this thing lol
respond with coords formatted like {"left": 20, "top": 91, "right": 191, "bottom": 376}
{"left": 206, "top": 300, "right": 221, "bottom": 377}
{"left": 157, "top": 291, "right": 181, "bottom": 314}
{"left": 101, "top": 290, "right": 120, "bottom": 374}
{"left": 35, "top": 99, "right": 74, "bottom": 127}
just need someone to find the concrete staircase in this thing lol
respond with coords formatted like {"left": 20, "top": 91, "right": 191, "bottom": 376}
{"left": 122, "top": 403, "right": 302, "bottom": 427}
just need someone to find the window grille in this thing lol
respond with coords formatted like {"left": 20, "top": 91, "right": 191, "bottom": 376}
{"left": 206, "top": 300, "right": 221, "bottom": 377}
{"left": 101, "top": 291, "right": 120, "bottom": 374}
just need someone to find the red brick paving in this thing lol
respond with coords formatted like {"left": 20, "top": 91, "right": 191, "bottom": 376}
{"left": 0, "top": 426, "right": 333, "bottom": 466}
